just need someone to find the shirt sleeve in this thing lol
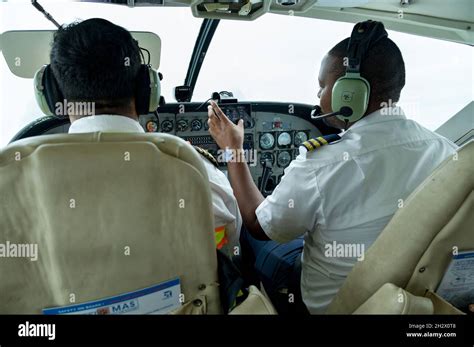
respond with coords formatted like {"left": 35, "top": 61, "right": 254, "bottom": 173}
{"left": 201, "top": 159, "right": 242, "bottom": 250}
{"left": 256, "top": 156, "right": 321, "bottom": 243}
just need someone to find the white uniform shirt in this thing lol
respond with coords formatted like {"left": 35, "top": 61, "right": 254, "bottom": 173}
{"left": 255, "top": 107, "right": 458, "bottom": 314}
{"left": 69, "top": 115, "right": 242, "bottom": 253}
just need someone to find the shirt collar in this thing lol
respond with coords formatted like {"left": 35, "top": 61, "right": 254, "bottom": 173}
{"left": 68, "top": 115, "right": 144, "bottom": 134}
{"left": 345, "top": 106, "right": 406, "bottom": 133}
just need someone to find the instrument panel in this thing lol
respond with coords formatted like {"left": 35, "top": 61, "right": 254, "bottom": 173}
{"left": 139, "top": 102, "right": 322, "bottom": 195}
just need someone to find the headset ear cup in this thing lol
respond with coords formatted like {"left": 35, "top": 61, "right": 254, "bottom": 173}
{"left": 134, "top": 65, "right": 149, "bottom": 115}
{"left": 34, "top": 65, "right": 64, "bottom": 117}
{"left": 331, "top": 73, "right": 370, "bottom": 123}
{"left": 34, "top": 66, "right": 53, "bottom": 116}
{"left": 148, "top": 68, "right": 160, "bottom": 112}
{"left": 135, "top": 65, "right": 161, "bottom": 115}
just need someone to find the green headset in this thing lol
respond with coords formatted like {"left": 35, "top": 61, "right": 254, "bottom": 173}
{"left": 331, "top": 20, "right": 388, "bottom": 123}
{"left": 33, "top": 49, "right": 161, "bottom": 117}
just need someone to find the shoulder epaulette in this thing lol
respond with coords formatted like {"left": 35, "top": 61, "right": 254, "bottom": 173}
{"left": 194, "top": 146, "right": 219, "bottom": 168}
{"left": 301, "top": 134, "right": 342, "bottom": 152}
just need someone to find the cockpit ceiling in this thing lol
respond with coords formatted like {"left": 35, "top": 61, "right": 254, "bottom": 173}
{"left": 78, "top": 0, "right": 474, "bottom": 45}
{"left": 284, "top": 0, "right": 474, "bottom": 46}
{"left": 77, "top": 0, "right": 186, "bottom": 6}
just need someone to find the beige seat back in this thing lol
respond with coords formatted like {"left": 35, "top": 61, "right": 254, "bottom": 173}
{"left": 327, "top": 141, "right": 473, "bottom": 314}
{"left": 0, "top": 132, "right": 221, "bottom": 314}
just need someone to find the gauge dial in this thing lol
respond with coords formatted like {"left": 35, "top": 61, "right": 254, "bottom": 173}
{"left": 277, "top": 132, "right": 292, "bottom": 147}
{"left": 191, "top": 119, "right": 202, "bottom": 131}
{"left": 146, "top": 120, "right": 158, "bottom": 133}
{"left": 294, "top": 131, "right": 308, "bottom": 147}
{"left": 176, "top": 119, "right": 188, "bottom": 132}
{"left": 244, "top": 119, "right": 255, "bottom": 129}
{"left": 260, "top": 152, "right": 275, "bottom": 166}
{"left": 277, "top": 151, "right": 292, "bottom": 167}
{"left": 161, "top": 120, "right": 173, "bottom": 133}
{"left": 259, "top": 133, "right": 275, "bottom": 150}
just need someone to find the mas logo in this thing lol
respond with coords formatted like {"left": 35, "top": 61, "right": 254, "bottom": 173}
{"left": 110, "top": 300, "right": 139, "bottom": 314}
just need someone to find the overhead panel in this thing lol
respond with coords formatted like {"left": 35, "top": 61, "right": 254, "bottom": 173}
{"left": 270, "top": 0, "right": 474, "bottom": 45}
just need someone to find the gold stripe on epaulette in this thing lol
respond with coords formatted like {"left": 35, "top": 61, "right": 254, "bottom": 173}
{"left": 314, "top": 138, "right": 324, "bottom": 146}
{"left": 317, "top": 137, "right": 328, "bottom": 145}
{"left": 302, "top": 141, "right": 313, "bottom": 151}
{"left": 309, "top": 138, "right": 320, "bottom": 148}
{"left": 194, "top": 146, "right": 219, "bottom": 168}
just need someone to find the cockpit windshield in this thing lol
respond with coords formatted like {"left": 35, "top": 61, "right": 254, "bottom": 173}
{"left": 0, "top": 1, "right": 472, "bottom": 148}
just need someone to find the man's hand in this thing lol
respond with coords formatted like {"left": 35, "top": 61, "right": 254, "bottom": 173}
{"left": 207, "top": 100, "right": 244, "bottom": 150}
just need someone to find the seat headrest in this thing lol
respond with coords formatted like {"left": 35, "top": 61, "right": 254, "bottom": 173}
{"left": 327, "top": 141, "right": 474, "bottom": 314}
{"left": 1, "top": 132, "right": 207, "bottom": 177}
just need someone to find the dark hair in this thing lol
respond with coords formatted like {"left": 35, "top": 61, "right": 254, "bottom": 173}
{"left": 328, "top": 36, "right": 406, "bottom": 103}
{"left": 50, "top": 18, "right": 141, "bottom": 108}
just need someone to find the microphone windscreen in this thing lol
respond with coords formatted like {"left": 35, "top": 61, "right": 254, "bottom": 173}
{"left": 340, "top": 106, "right": 353, "bottom": 117}
{"left": 311, "top": 105, "right": 322, "bottom": 118}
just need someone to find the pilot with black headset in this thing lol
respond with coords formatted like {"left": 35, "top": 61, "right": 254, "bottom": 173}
{"left": 33, "top": 18, "right": 242, "bottom": 259}
{"left": 207, "top": 20, "right": 458, "bottom": 314}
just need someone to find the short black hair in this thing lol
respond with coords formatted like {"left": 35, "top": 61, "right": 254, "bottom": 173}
{"left": 328, "top": 36, "right": 406, "bottom": 103}
{"left": 50, "top": 18, "right": 141, "bottom": 108}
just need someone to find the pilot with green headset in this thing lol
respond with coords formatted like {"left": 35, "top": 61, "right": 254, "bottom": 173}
{"left": 207, "top": 20, "right": 458, "bottom": 314}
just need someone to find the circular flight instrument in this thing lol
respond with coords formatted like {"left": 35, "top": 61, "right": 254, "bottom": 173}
{"left": 277, "top": 151, "right": 292, "bottom": 167}
{"left": 176, "top": 119, "right": 189, "bottom": 132}
{"left": 161, "top": 120, "right": 173, "bottom": 133}
{"left": 146, "top": 120, "right": 158, "bottom": 133}
{"left": 191, "top": 119, "right": 202, "bottom": 131}
{"left": 244, "top": 119, "right": 255, "bottom": 129}
{"left": 259, "top": 133, "right": 275, "bottom": 150}
{"left": 277, "top": 132, "right": 292, "bottom": 147}
{"left": 294, "top": 131, "right": 308, "bottom": 147}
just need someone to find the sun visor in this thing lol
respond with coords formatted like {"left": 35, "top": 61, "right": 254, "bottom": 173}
{"left": 0, "top": 30, "right": 161, "bottom": 79}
